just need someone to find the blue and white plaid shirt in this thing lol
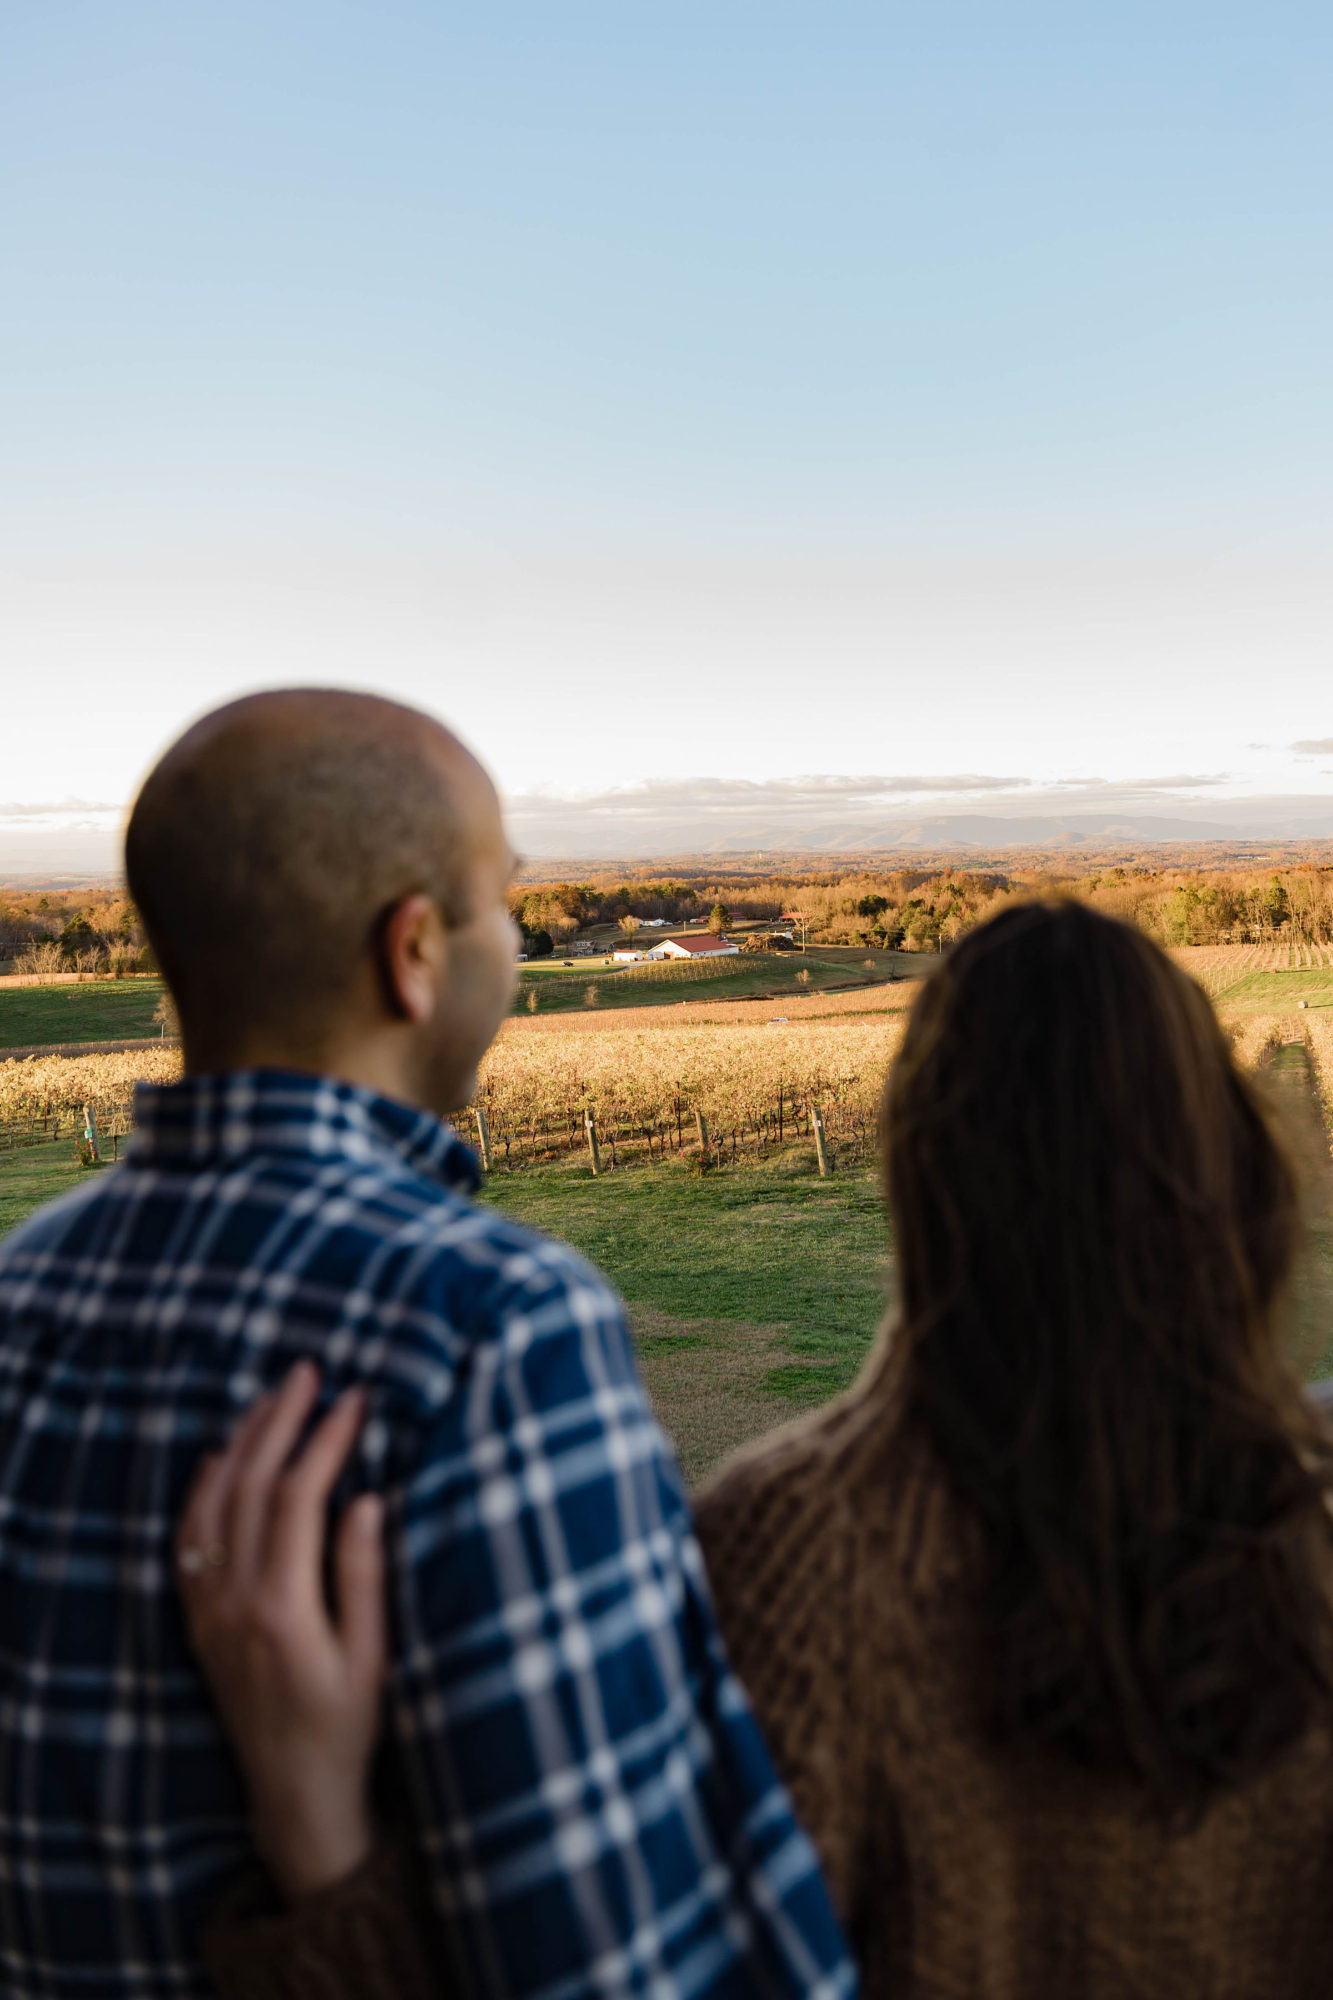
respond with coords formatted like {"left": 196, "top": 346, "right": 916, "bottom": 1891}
{"left": 0, "top": 1070, "right": 854, "bottom": 2000}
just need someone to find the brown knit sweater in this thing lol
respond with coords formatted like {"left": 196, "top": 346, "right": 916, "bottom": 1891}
{"left": 206, "top": 1369, "right": 1333, "bottom": 1999}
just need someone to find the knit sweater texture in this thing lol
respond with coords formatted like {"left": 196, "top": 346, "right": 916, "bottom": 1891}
{"left": 693, "top": 1369, "right": 1333, "bottom": 2000}
{"left": 207, "top": 1363, "right": 1333, "bottom": 1998}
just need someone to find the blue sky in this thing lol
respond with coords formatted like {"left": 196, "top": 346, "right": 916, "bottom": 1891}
{"left": 4, "top": 2, "right": 1333, "bottom": 861}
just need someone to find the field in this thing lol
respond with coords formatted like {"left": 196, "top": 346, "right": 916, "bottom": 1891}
{"left": 481, "top": 1159, "right": 889, "bottom": 1482}
{"left": 512, "top": 950, "right": 907, "bottom": 1014}
{"left": 515, "top": 980, "right": 914, "bottom": 1030}
{"left": 0, "top": 1143, "right": 95, "bottom": 1237}
{"left": 1171, "top": 942, "right": 1333, "bottom": 1008}
{"left": 0, "top": 1046, "right": 178, "bottom": 1148}
{"left": 0, "top": 978, "right": 165, "bottom": 1050}
{"left": 3, "top": 941, "right": 1333, "bottom": 1485}
{"left": 473, "top": 1015, "right": 907, "bottom": 1169}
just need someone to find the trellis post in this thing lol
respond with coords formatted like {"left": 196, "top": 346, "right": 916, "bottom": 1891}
{"left": 473, "top": 1106, "right": 493, "bottom": 1173}
{"left": 585, "top": 1108, "right": 601, "bottom": 1176}
{"left": 812, "top": 1105, "right": 831, "bottom": 1178}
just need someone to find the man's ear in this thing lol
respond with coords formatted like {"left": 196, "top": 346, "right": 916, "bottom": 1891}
{"left": 378, "top": 894, "right": 447, "bottom": 1024}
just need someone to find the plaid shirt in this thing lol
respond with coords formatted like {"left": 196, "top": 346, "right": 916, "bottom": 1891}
{"left": 0, "top": 1070, "right": 854, "bottom": 2000}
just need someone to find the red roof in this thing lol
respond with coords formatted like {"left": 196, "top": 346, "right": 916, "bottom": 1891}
{"left": 666, "top": 935, "right": 734, "bottom": 955}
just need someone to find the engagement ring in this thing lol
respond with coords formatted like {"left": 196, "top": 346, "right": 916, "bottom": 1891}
{"left": 178, "top": 1545, "right": 227, "bottom": 1575}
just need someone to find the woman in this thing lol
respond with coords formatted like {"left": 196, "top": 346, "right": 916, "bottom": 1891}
{"left": 183, "top": 901, "right": 1333, "bottom": 1996}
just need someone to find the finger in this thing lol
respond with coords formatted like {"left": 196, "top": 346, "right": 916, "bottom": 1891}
{"left": 176, "top": 1389, "right": 276, "bottom": 1580}
{"left": 225, "top": 1362, "right": 322, "bottom": 1584}
{"left": 177, "top": 1451, "right": 228, "bottom": 1577}
{"left": 263, "top": 1388, "right": 366, "bottom": 1601}
{"left": 335, "top": 1493, "right": 387, "bottom": 1695}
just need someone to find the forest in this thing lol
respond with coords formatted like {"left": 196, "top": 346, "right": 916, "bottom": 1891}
{"left": 509, "top": 853, "right": 1333, "bottom": 953}
{"left": 6, "top": 849, "right": 1333, "bottom": 976}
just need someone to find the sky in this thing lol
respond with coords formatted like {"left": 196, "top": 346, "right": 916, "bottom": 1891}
{"left": 4, "top": 2, "right": 1333, "bottom": 867}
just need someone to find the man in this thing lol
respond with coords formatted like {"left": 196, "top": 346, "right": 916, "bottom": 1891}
{"left": 0, "top": 691, "right": 852, "bottom": 1998}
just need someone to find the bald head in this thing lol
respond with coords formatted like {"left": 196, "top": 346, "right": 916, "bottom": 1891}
{"left": 126, "top": 690, "right": 503, "bottom": 1054}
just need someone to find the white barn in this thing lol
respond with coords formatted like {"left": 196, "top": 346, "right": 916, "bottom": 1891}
{"left": 649, "top": 935, "right": 740, "bottom": 960}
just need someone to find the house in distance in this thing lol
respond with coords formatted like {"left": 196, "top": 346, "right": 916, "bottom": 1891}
{"left": 653, "top": 935, "right": 740, "bottom": 960}
{"left": 611, "top": 933, "right": 740, "bottom": 965}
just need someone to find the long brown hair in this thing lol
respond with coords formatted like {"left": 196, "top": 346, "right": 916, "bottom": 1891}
{"left": 883, "top": 899, "right": 1333, "bottom": 1813}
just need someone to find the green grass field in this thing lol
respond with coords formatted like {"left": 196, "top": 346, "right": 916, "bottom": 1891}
{"left": 0, "top": 1139, "right": 888, "bottom": 1483}
{"left": 1211, "top": 967, "right": 1333, "bottom": 1012}
{"left": 483, "top": 1156, "right": 891, "bottom": 1476}
{"left": 0, "top": 1143, "right": 91, "bottom": 1235}
{"left": 0, "top": 979, "right": 165, "bottom": 1049}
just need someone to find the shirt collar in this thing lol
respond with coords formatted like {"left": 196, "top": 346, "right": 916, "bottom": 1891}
{"left": 128, "top": 1068, "right": 482, "bottom": 1194}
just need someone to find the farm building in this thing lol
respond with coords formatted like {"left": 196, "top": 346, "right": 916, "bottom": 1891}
{"left": 650, "top": 935, "right": 740, "bottom": 960}
{"left": 611, "top": 947, "right": 646, "bottom": 963}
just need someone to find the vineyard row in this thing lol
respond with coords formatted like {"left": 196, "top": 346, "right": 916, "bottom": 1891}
{"left": 0, "top": 1010, "right": 1317, "bottom": 1174}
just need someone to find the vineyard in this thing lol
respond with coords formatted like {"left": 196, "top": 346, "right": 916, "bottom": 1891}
{"left": 1305, "top": 1014, "right": 1333, "bottom": 1149}
{"left": 591, "top": 954, "right": 756, "bottom": 987}
{"left": 0, "top": 1020, "right": 907, "bottom": 1170}
{"left": 0, "top": 1046, "right": 178, "bottom": 1155}
{"left": 1, "top": 938, "right": 1329, "bottom": 1174}
{"left": 472, "top": 1017, "right": 907, "bottom": 1168}
{"left": 1171, "top": 941, "right": 1333, "bottom": 998}
{"left": 0, "top": 997, "right": 1317, "bottom": 1176}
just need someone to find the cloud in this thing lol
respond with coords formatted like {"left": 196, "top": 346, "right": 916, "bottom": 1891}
{"left": 1052, "top": 774, "right": 1226, "bottom": 791}
{"left": 1292, "top": 739, "right": 1333, "bottom": 755}
{"left": 509, "top": 774, "right": 1031, "bottom": 819}
{"left": 0, "top": 801, "right": 123, "bottom": 821}
{"left": 1124, "top": 773, "right": 1228, "bottom": 790}
{"left": 501, "top": 769, "right": 1333, "bottom": 859}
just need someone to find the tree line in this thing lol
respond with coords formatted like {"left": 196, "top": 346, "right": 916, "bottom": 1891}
{"left": 0, "top": 890, "right": 155, "bottom": 975}
{"left": 510, "top": 860, "right": 1333, "bottom": 953}
{"left": 8, "top": 858, "right": 1333, "bottom": 979}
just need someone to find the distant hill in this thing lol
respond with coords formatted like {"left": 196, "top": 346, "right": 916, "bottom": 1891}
{"left": 864, "top": 813, "right": 1271, "bottom": 848}
{"left": 508, "top": 797, "right": 1333, "bottom": 867}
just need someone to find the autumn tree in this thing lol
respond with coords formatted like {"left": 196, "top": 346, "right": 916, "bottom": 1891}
{"left": 59, "top": 913, "right": 100, "bottom": 961}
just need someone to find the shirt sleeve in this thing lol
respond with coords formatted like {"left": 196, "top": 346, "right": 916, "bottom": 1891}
{"left": 384, "top": 1253, "right": 856, "bottom": 2000}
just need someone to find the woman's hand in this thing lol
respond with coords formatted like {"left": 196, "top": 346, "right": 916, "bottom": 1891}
{"left": 177, "top": 1361, "right": 387, "bottom": 1903}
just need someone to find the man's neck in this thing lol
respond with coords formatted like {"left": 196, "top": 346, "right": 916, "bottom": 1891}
{"left": 180, "top": 1024, "right": 421, "bottom": 1107}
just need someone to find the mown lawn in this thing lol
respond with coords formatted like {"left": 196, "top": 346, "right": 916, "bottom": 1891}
{"left": 0, "top": 979, "right": 165, "bottom": 1048}
{"left": 482, "top": 1153, "right": 891, "bottom": 1394}
{"left": 480, "top": 1154, "right": 893, "bottom": 1476}
{"left": 0, "top": 1140, "right": 891, "bottom": 1484}
{"left": 0, "top": 1142, "right": 95, "bottom": 1235}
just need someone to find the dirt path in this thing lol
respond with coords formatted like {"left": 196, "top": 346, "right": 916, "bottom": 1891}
{"left": 628, "top": 1304, "right": 839, "bottom": 1486}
